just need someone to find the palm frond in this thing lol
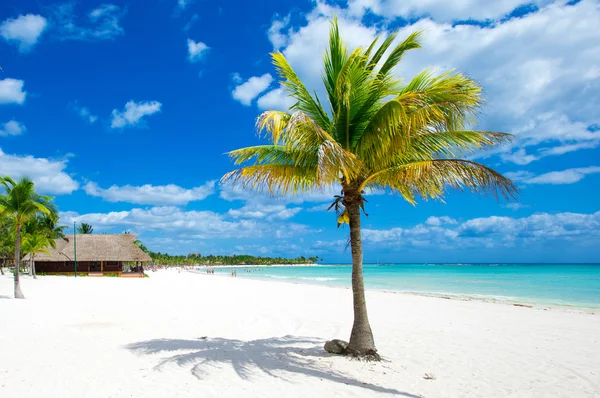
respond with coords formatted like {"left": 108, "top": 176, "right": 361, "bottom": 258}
{"left": 362, "top": 159, "right": 517, "bottom": 204}
{"left": 272, "top": 52, "right": 331, "bottom": 130}
{"left": 221, "top": 164, "right": 320, "bottom": 196}
{"left": 256, "top": 111, "right": 291, "bottom": 145}
{"left": 378, "top": 31, "right": 422, "bottom": 77}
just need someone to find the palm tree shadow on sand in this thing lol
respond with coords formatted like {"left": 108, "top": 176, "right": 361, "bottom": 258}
{"left": 125, "top": 335, "right": 420, "bottom": 397}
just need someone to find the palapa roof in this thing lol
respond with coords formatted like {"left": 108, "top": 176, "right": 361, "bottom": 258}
{"left": 33, "top": 234, "right": 152, "bottom": 262}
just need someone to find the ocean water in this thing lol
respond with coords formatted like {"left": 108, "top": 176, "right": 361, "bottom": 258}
{"left": 213, "top": 264, "right": 600, "bottom": 308}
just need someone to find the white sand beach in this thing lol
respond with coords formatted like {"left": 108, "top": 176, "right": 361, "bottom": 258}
{"left": 1, "top": 270, "right": 598, "bottom": 398}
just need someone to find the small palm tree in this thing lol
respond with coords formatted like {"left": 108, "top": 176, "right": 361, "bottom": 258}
{"left": 223, "top": 20, "right": 517, "bottom": 357}
{"left": 0, "top": 176, "right": 54, "bottom": 298}
{"left": 22, "top": 231, "right": 53, "bottom": 279}
{"left": 77, "top": 223, "right": 93, "bottom": 234}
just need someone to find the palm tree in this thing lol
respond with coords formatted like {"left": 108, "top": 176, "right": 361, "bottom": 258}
{"left": 22, "top": 231, "right": 53, "bottom": 279}
{"left": 0, "top": 177, "right": 54, "bottom": 298}
{"left": 0, "top": 213, "right": 13, "bottom": 275}
{"left": 223, "top": 20, "right": 517, "bottom": 357}
{"left": 77, "top": 223, "right": 93, "bottom": 234}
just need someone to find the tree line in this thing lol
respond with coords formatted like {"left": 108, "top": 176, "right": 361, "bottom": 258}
{"left": 144, "top": 251, "right": 320, "bottom": 266}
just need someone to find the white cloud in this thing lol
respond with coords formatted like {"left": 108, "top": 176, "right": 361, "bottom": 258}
{"left": 0, "top": 149, "right": 78, "bottom": 194}
{"left": 503, "top": 203, "right": 530, "bottom": 210}
{"left": 266, "top": 0, "right": 600, "bottom": 163}
{"left": 187, "top": 38, "right": 209, "bottom": 62}
{"left": 500, "top": 148, "right": 539, "bottom": 165}
{"left": 228, "top": 204, "right": 302, "bottom": 221}
{"left": 538, "top": 141, "right": 599, "bottom": 156}
{"left": 361, "top": 210, "right": 600, "bottom": 250}
{"left": 51, "top": 3, "right": 125, "bottom": 41}
{"left": 0, "top": 78, "right": 26, "bottom": 105}
{"left": 257, "top": 87, "right": 296, "bottom": 111}
{"left": 84, "top": 181, "right": 216, "bottom": 205}
{"left": 232, "top": 74, "right": 274, "bottom": 106}
{"left": 425, "top": 216, "right": 457, "bottom": 226}
{"left": 110, "top": 100, "right": 162, "bottom": 129}
{"left": 524, "top": 166, "right": 600, "bottom": 185}
{"left": 0, "top": 14, "right": 47, "bottom": 52}
{"left": 347, "top": 0, "right": 550, "bottom": 22}
{"left": 59, "top": 206, "right": 314, "bottom": 242}
{"left": 505, "top": 166, "right": 600, "bottom": 185}
{"left": 268, "top": 15, "right": 291, "bottom": 49}
{"left": 70, "top": 102, "right": 97, "bottom": 124}
{"left": 0, "top": 120, "right": 26, "bottom": 137}
{"left": 307, "top": 203, "right": 331, "bottom": 212}
{"left": 61, "top": 207, "right": 260, "bottom": 238}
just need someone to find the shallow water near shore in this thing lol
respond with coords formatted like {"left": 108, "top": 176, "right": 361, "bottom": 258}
{"left": 210, "top": 263, "right": 600, "bottom": 308}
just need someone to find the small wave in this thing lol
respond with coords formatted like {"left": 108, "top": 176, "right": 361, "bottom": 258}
{"left": 263, "top": 275, "right": 291, "bottom": 279}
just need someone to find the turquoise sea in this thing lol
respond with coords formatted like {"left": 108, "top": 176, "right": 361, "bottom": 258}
{"left": 213, "top": 264, "right": 600, "bottom": 308}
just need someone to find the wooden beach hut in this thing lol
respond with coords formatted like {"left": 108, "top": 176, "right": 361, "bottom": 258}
{"left": 32, "top": 234, "right": 151, "bottom": 277}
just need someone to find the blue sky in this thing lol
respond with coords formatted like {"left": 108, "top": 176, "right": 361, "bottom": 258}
{"left": 1, "top": 0, "right": 599, "bottom": 263}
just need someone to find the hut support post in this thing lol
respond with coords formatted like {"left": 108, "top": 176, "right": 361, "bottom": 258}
{"left": 101, "top": 261, "right": 104, "bottom": 273}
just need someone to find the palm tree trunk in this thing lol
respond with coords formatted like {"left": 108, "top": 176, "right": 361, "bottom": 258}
{"left": 32, "top": 253, "right": 37, "bottom": 279}
{"left": 14, "top": 219, "right": 24, "bottom": 299}
{"left": 344, "top": 192, "right": 377, "bottom": 356}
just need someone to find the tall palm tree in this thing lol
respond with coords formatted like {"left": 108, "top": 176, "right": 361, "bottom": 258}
{"left": 22, "top": 231, "right": 53, "bottom": 279}
{"left": 0, "top": 176, "right": 54, "bottom": 298}
{"left": 223, "top": 20, "right": 517, "bottom": 357}
{"left": 77, "top": 223, "right": 93, "bottom": 234}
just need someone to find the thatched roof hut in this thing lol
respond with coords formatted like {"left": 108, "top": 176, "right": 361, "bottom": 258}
{"left": 32, "top": 234, "right": 151, "bottom": 274}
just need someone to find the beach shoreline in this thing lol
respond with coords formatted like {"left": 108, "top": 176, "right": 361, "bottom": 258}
{"left": 186, "top": 268, "right": 600, "bottom": 314}
{"left": 1, "top": 270, "right": 598, "bottom": 397}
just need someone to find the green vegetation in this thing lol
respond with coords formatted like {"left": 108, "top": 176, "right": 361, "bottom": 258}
{"left": 145, "top": 251, "right": 319, "bottom": 266}
{"left": 0, "top": 176, "right": 56, "bottom": 298}
{"left": 77, "top": 222, "right": 94, "bottom": 234}
{"left": 21, "top": 231, "right": 53, "bottom": 279}
{"left": 224, "top": 19, "right": 516, "bottom": 357}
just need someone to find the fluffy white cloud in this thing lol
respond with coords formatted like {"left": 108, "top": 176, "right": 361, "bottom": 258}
{"left": 187, "top": 38, "right": 209, "bottom": 62}
{"left": 266, "top": 0, "right": 600, "bottom": 163}
{"left": 61, "top": 207, "right": 260, "bottom": 238}
{"left": 268, "top": 14, "right": 290, "bottom": 49}
{"left": 59, "top": 206, "right": 315, "bottom": 242}
{"left": 0, "top": 78, "right": 26, "bottom": 105}
{"left": 257, "top": 87, "right": 296, "bottom": 111}
{"left": 51, "top": 3, "right": 125, "bottom": 41}
{"left": 232, "top": 74, "right": 274, "bottom": 106}
{"left": 0, "top": 120, "right": 26, "bottom": 137}
{"left": 0, "top": 14, "right": 47, "bottom": 52}
{"left": 228, "top": 204, "right": 302, "bottom": 221}
{"left": 111, "top": 100, "right": 162, "bottom": 129}
{"left": 360, "top": 210, "right": 600, "bottom": 250}
{"left": 425, "top": 216, "right": 457, "bottom": 226}
{"left": 84, "top": 181, "right": 216, "bottom": 205}
{"left": 500, "top": 148, "right": 540, "bottom": 165}
{"left": 0, "top": 149, "right": 78, "bottom": 194}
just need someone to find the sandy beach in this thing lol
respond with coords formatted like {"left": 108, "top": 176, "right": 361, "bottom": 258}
{"left": 1, "top": 270, "right": 598, "bottom": 398}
